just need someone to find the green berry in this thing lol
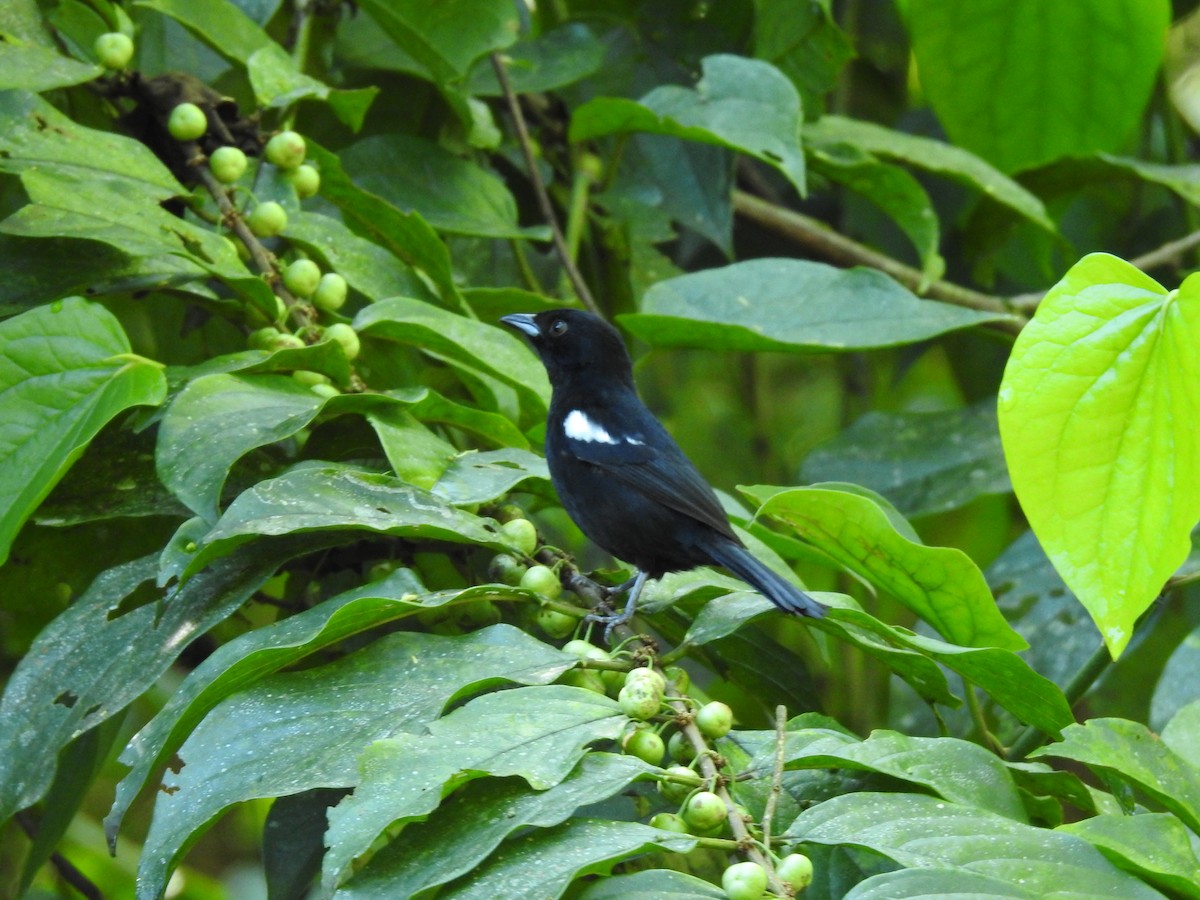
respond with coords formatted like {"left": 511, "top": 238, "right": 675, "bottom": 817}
{"left": 285, "top": 163, "right": 320, "bottom": 198}
{"left": 536, "top": 605, "right": 575, "bottom": 639}
{"left": 248, "top": 326, "right": 280, "bottom": 349}
{"left": 668, "top": 729, "right": 696, "bottom": 763}
{"left": 209, "top": 146, "right": 247, "bottom": 183}
{"left": 558, "top": 668, "right": 607, "bottom": 694}
{"left": 625, "top": 667, "right": 666, "bottom": 696}
{"left": 682, "top": 791, "right": 727, "bottom": 831}
{"left": 721, "top": 861, "right": 768, "bottom": 900}
{"left": 268, "top": 333, "right": 305, "bottom": 351}
{"left": 94, "top": 32, "right": 134, "bottom": 70}
{"left": 323, "top": 322, "right": 360, "bottom": 360}
{"left": 520, "top": 564, "right": 561, "bottom": 600}
{"left": 310, "top": 382, "right": 340, "bottom": 400}
{"left": 167, "top": 102, "right": 207, "bottom": 141}
{"left": 265, "top": 130, "right": 307, "bottom": 169}
{"left": 777, "top": 853, "right": 814, "bottom": 892}
{"left": 577, "top": 152, "right": 604, "bottom": 182}
{"left": 292, "top": 369, "right": 330, "bottom": 386}
{"left": 695, "top": 701, "right": 734, "bottom": 739}
{"left": 247, "top": 201, "right": 288, "bottom": 237}
{"left": 618, "top": 682, "right": 661, "bottom": 721}
{"left": 487, "top": 553, "right": 527, "bottom": 586}
{"left": 562, "top": 639, "right": 610, "bottom": 662}
{"left": 500, "top": 517, "right": 538, "bottom": 555}
{"left": 623, "top": 728, "right": 665, "bottom": 765}
{"left": 658, "top": 765, "right": 699, "bottom": 804}
{"left": 312, "top": 272, "right": 348, "bottom": 311}
{"left": 282, "top": 258, "right": 321, "bottom": 297}
{"left": 648, "top": 812, "right": 690, "bottom": 833}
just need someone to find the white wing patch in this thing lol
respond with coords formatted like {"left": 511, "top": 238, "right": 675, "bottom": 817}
{"left": 564, "top": 409, "right": 644, "bottom": 445}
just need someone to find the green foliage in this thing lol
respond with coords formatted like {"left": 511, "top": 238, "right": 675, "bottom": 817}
{"left": 1, "top": 1, "right": 1199, "bottom": 898}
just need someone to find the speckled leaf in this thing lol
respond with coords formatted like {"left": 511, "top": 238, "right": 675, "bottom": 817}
{"left": 1061, "top": 813, "right": 1200, "bottom": 898}
{"left": 431, "top": 448, "right": 551, "bottom": 506}
{"left": 335, "top": 753, "right": 655, "bottom": 899}
{"left": 134, "top": 626, "right": 576, "bottom": 900}
{"left": 571, "top": 54, "right": 806, "bottom": 195}
{"left": 0, "top": 44, "right": 101, "bottom": 91}
{"left": 577, "top": 869, "right": 725, "bottom": 899}
{"left": 321, "top": 685, "right": 626, "bottom": 890}
{"left": 999, "top": 253, "right": 1200, "bottom": 656}
{"left": 467, "top": 22, "right": 606, "bottom": 95}
{"left": 789, "top": 792, "right": 1163, "bottom": 898}
{"left": 620, "top": 259, "right": 1013, "bottom": 352}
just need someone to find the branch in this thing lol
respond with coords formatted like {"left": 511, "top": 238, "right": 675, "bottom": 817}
{"left": 733, "top": 190, "right": 1026, "bottom": 333}
{"left": 490, "top": 52, "right": 600, "bottom": 316}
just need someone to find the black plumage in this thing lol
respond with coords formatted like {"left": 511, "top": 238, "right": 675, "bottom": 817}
{"left": 502, "top": 308, "right": 826, "bottom": 630}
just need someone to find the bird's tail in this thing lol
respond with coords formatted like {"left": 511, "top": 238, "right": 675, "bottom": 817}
{"left": 707, "top": 540, "right": 827, "bottom": 618}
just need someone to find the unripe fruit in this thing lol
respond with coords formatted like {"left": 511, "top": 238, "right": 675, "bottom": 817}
{"left": 622, "top": 728, "right": 665, "bottom": 765}
{"left": 292, "top": 369, "right": 330, "bottom": 386}
{"left": 695, "top": 701, "right": 734, "bottom": 739}
{"left": 247, "top": 201, "right": 287, "bottom": 237}
{"left": 209, "top": 146, "right": 247, "bottom": 183}
{"left": 658, "top": 765, "right": 699, "bottom": 804}
{"left": 625, "top": 667, "right": 666, "bottom": 696}
{"left": 668, "top": 729, "right": 696, "bottom": 763}
{"left": 648, "top": 812, "right": 690, "bottom": 833}
{"left": 265, "top": 130, "right": 307, "bottom": 169}
{"left": 94, "top": 32, "right": 134, "bottom": 70}
{"left": 500, "top": 517, "right": 538, "bottom": 555}
{"left": 310, "top": 382, "right": 340, "bottom": 400}
{"left": 562, "top": 639, "right": 610, "bottom": 662}
{"left": 487, "top": 552, "right": 526, "bottom": 586}
{"left": 455, "top": 599, "right": 501, "bottom": 629}
{"left": 536, "top": 605, "right": 575, "bottom": 639}
{"left": 285, "top": 163, "right": 320, "bottom": 198}
{"left": 282, "top": 258, "right": 321, "bottom": 297}
{"left": 312, "top": 272, "right": 348, "bottom": 311}
{"left": 248, "top": 326, "right": 280, "bottom": 349}
{"left": 167, "top": 102, "right": 207, "bottom": 141}
{"left": 559, "top": 668, "right": 607, "bottom": 694}
{"left": 520, "top": 564, "right": 561, "bottom": 600}
{"left": 682, "top": 791, "right": 727, "bottom": 831}
{"left": 663, "top": 665, "right": 690, "bottom": 691}
{"left": 268, "top": 333, "right": 305, "bottom": 351}
{"left": 777, "top": 853, "right": 814, "bottom": 892}
{"left": 323, "top": 322, "right": 360, "bottom": 360}
{"left": 577, "top": 152, "right": 604, "bottom": 182}
{"left": 721, "top": 861, "right": 768, "bottom": 900}
{"left": 618, "top": 682, "right": 661, "bottom": 721}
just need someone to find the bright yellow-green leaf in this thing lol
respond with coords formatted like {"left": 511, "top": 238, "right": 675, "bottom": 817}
{"left": 998, "top": 253, "right": 1200, "bottom": 657}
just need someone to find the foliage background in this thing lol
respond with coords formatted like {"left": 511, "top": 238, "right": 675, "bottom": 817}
{"left": 2, "top": 0, "right": 1200, "bottom": 897}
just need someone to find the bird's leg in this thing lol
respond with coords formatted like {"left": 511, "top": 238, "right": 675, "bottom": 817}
{"left": 585, "top": 570, "right": 648, "bottom": 643}
{"left": 602, "top": 574, "right": 639, "bottom": 598}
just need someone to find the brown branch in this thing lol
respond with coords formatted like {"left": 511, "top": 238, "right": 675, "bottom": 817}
{"left": 733, "top": 190, "right": 1026, "bottom": 333}
{"left": 490, "top": 52, "right": 600, "bottom": 316}
{"left": 759, "top": 704, "right": 788, "bottom": 856}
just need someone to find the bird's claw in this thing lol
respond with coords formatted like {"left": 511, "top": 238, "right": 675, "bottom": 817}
{"left": 584, "top": 607, "right": 636, "bottom": 644}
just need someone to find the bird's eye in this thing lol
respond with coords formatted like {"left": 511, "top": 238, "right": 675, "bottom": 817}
{"left": 550, "top": 319, "right": 569, "bottom": 336}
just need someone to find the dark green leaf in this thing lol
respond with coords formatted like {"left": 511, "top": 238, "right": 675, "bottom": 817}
{"left": 135, "top": 0, "right": 272, "bottom": 63}
{"left": 247, "top": 42, "right": 377, "bottom": 129}
{"left": 1151, "top": 624, "right": 1200, "bottom": 731}
{"left": 468, "top": 23, "right": 606, "bottom": 95}
{"left": 263, "top": 789, "right": 344, "bottom": 900}
{"left": 0, "top": 43, "right": 101, "bottom": 91}
{"left": 1061, "top": 813, "right": 1200, "bottom": 898}
{"left": 0, "top": 298, "right": 167, "bottom": 564}
{"left": 752, "top": 0, "right": 853, "bottom": 117}
{"left": 846, "top": 868, "right": 1048, "bottom": 898}
{"left": 430, "top": 449, "right": 551, "bottom": 506}
{"left": 620, "top": 259, "right": 1015, "bottom": 352}
{"left": 577, "top": 869, "right": 726, "bottom": 899}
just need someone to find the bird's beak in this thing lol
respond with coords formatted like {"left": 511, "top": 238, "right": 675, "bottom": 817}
{"left": 500, "top": 313, "right": 539, "bottom": 338}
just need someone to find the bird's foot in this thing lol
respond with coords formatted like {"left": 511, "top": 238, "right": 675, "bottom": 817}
{"left": 585, "top": 571, "right": 647, "bottom": 643}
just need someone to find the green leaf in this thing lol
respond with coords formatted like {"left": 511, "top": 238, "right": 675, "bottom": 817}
{"left": 246, "top": 42, "right": 377, "bottom": 130}
{"left": 355, "top": 0, "right": 518, "bottom": 85}
{"left": 0, "top": 298, "right": 166, "bottom": 565}
{"left": 577, "top": 869, "right": 725, "bottom": 899}
{"left": 366, "top": 408, "right": 459, "bottom": 489}
{"left": 1163, "top": 699, "right": 1200, "bottom": 769}
{"left": 619, "top": 259, "right": 1015, "bottom": 352}
{"left": 0, "top": 43, "right": 101, "bottom": 91}
{"left": 1060, "top": 813, "right": 1200, "bottom": 898}
{"left": 788, "top": 791, "right": 1163, "bottom": 898}
{"left": 802, "top": 399, "right": 1009, "bottom": 519}
{"left": 905, "top": 0, "right": 1170, "bottom": 173}
{"left": 430, "top": 449, "right": 551, "bottom": 506}
{"left": 571, "top": 54, "right": 806, "bottom": 196}
{"left": 746, "top": 484, "right": 1025, "bottom": 650}
{"left": 1031, "top": 718, "right": 1200, "bottom": 834}
{"left": 467, "top": 22, "right": 606, "bottom": 95}
{"left": 133, "top": 626, "right": 576, "bottom": 900}
{"left": 752, "top": 0, "right": 853, "bottom": 118}
{"left": 355, "top": 296, "right": 549, "bottom": 424}
{"left": 845, "top": 867, "right": 1069, "bottom": 898}
{"left": 321, "top": 685, "right": 626, "bottom": 889}
{"left": 998, "top": 253, "right": 1200, "bottom": 656}
{"left": 341, "top": 134, "right": 549, "bottom": 240}
{"left": 436, "top": 820, "right": 696, "bottom": 899}
{"left": 134, "top": 0, "right": 272, "bottom": 63}
{"left": 807, "top": 116, "right": 1055, "bottom": 230}
{"left": 336, "top": 754, "right": 655, "bottom": 898}
{"left": 184, "top": 464, "right": 509, "bottom": 576}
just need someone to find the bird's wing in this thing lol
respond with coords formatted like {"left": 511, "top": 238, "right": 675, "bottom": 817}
{"left": 563, "top": 426, "right": 739, "bottom": 542}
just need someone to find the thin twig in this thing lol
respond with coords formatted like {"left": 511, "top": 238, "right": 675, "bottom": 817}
{"left": 15, "top": 810, "right": 102, "bottom": 900}
{"left": 760, "top": 705, "right": 788, "bottom": 858}
{"left": 1129, "top": 227, "right": 1200, "bottom": 273}
{"left": 490, "top": 52, "right": 600, "bottom": 315}
{"left": 733, "top": 190, "right": 1025, "bottom": 332}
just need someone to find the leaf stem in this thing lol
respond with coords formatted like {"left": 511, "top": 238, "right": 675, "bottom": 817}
{"left": 759, "top": 705, "right": 787, "bottom": 855}
{"left": 965, "top": 681, "right": 1003, "bottom": 755}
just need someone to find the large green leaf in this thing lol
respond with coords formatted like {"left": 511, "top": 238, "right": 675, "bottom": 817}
{"left": 246, "top": 43, "right": 377, "bottom": 129}
{"left": 746, "top": 484, "right": 1025, "bottom": 650}
{"left": 133, "top": 626, "right": 576, "bottom": 900}
{"left": 341, "top": 135, "right": 549, "bottom": 240}
{"left": 0, "top": 298, "right": 166, "bottom": 565}
{"left": 752, "top": 0, "right": 853, "bottom": 117}
{"left": 135, "top": 0, "right": 271, "bottom": 63}
{"left": 789, "top": 792, "right": 1163, "bottom": 898}
{"left": 577, "top": 869, "right": 726, "bottom": 899}
{"left": 906, "top": 0, "right": 1169, "bottom": 173}
{"left": 467, "top": 22, "right": 606, "bottom": 96}
{"left": 321, "top": 685, "right": 627, "bottom": 890}
{"left": 335, "top": 754, "right": 655, "bottom": 898}
{"left": 430, "top": 448, "right": 551, "bottom": 505}
{"left": 571, "top": 54, "right": 806, "bottom": 196}
{"left": 619, "top": 259, "right": 1015, "bottom": 352}
{"left": 0, "top": 43, "right": 101, "bottom": 91}
{"left": 1031, "top": 718, "right": 1200, "bottom": 834}
{"left": 1060, "top": 813, "right": 1200, "bottom": 899}
{"left": 998, "top": 253, "right": 1200, "bottom": 656}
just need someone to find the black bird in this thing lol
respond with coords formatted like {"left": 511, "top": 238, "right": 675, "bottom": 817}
{"left": 502, "top": 309, "right": 827, "bottom": 634}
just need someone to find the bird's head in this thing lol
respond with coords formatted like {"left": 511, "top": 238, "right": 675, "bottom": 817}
{"left": 501, "top": 309, "right": 635, "bottom": 389}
